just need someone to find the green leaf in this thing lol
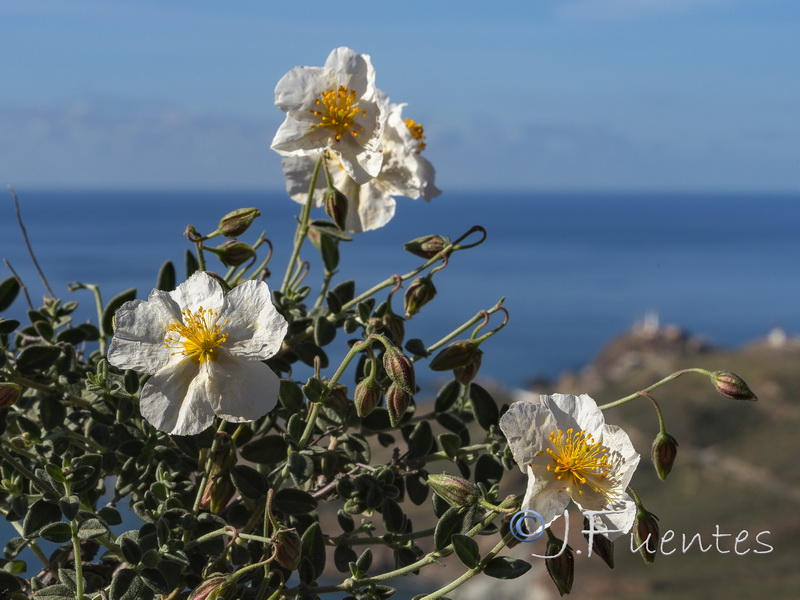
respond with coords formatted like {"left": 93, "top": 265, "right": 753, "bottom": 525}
{"left": 58, "top": 496, "right": 80, "bottom": 521}
{"left": 434, "top": 506, "right": 465, "bottom": 551}
{"left": 101, "top": 288, "right": 137, "bottom": 337}
{"left": 230, "top": 464, "right": 268, "bottom": 500}
{"left": 185, "top": 249, "right": 199, "bottom": 278}
{"left": 452, "top": 534, "right": 481, "bottom": 569}
{"left": 435, "top": 380, "right": 461, "bottom": 413}
{"left": 483, "top": 556, "right": 532, "bottom": 579}
{"left": 278, "top": 378, "right": 305, "bottom": 411}
{"left": 438, "top": 433, "right": 461, "bottom": 461}
{"left": 0, "top": 277, "right": 21, "bottom": 312}
{"left": 156, "top": 260, "right": 176, "bottom": 291}
{"left": 313, "top": 316, "right": 337, "bottom": 347}
{"left": 319, "top": 233, "right": 339, "bottom": 272}
{"left": 273, "top": 488, "right": 317, "bottom": 515}
{"left": 380, "top": 498, "right": 406, "bottom": 534}
{"left": 309, "top": 219, "right": 353, "bottom": 241}
{"left": 334, "top": 544, "right": 357, "bottom": 573}
{"left": 354, "top": 547, "right": 373, "bottom": 575}
{"left": 0, "top": 318, "right": 20, "bottom": 334}
{"left": 240, "top": 435, "right": 288, "bottom": 464}
{"left": 288, "top": 452, "right": 314, "bottom": 485}
{"left": 405, "top": 471, "right": 429, "bottom": 506}
{"left": 23, "top": 500, "right": 62, "bottom": 538}
{"left": 300, "top": 521, "right": 326, "bottom": 581}
{"left": 16, "top": 344, "right": 62, "bottom": 376}
{"left": 120, "top": 536, "right": 142, "bottom": 565}
{"left": 407, "top": 421, "right": 434, "bottom": 459}
{"left": 330, "top": 280, "right": 355, "bottom": 304}
{"left": 470, "top": 384, "right": 499, "bottom": 430}
{"left": 38, "top": 522, "right": 72, "bottom": 543}
{"left": 0, "top": 570, "right": 21, "bottom": 592}
{"left": 77, "top": 517, "right": 108, "bottom": 540}
{"left": 474, "top": 454, "right": 504, "bottom": 486}
{"left": 57, "top": 568, "right": 77, "bottom": 593}
{"left": 109, "top": 568, "right": 143, "bottom": 600}
{"left": 98, "top": 505, "right": 122, "bottom": 526}
{"left": 139, "top": 568, "right": 169, "bottom": 594}
{"left": 32, "top": 584, "right": 75, "bottom": 599}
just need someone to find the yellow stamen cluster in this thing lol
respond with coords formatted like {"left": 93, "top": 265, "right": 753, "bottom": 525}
{"left": 404, "top": 118, "right": 427, "bottom": 153}
{"left": 544, "top": 428, "right": 612, "bottom": 496}
{"left": 164, "top": 307, "right": 228, "bottom": 364}
{"left": 310, "top": 86, "right": 366, "bottom": 142}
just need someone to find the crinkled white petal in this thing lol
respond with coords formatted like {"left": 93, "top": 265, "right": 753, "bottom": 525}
{"left": 521, "top": 466, "right": 571, "bottom": 529}
{"left": 220, "top": 280, "right": 288, "bottom": 360}
{"left": 107, "top": 291, "right": 181, "bottom": 373}
{"left": 577, "top": 495, "right": 637, "bottom": 541}
{"left": 139, "top": 360, "right": 215, "bottom": 436}
{"left": 324, "top": 47, "right": 375, "bottom": 98}
{"left": 169, "top": 271, "right": 225, "bottom": 313}
{"left": 205, "top": 353, "right": 281, "bottom": 422}
{"left": 499, "top": 398, "right": 558, "bottom": 469}
{"left": 544, "top": 393, "right": 605, "bottom": 439}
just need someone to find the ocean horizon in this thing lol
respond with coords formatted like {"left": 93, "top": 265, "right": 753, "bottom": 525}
{"left": 2, "top": 188, "right": 798, "bottom": 387}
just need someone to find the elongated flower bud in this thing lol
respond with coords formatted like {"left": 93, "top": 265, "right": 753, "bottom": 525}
{"left": 454, "top": 348, "right": 483, "bottom": 385}
{"left": 429, "top": 340, "right": 480, "bottom": 371}
{"left": 583, "top": 516, "right": 614, "bottom": 569}
{"left": 217, "top": 207, "right": 260, "bottom": 238}
{"left": 323, "top": 187, "right": 349, "bottom": 231}
{"left": 383, "top": 346, "right": 416, "bottom": 394}
{"left": 651, "top": 431, "right": 678, "bottom": 480}
{"left": 633, "top": 507, "right": 660, "bottom": 563}
{"left": 354, "top": 378, "right": 382, "bottom": 418}
{"left": 404, "top": 234, "right": 448, "bottom": 259}
{"left": 404, "top": 276, "right": 436, "bottom": 318}
{"left": 213, "top": 241, "right": 256, "bottom": 267}
{"left": 711, "top": 371, "right": 757, "bottom": 401}
{"left": 426, "top": 473, "right": 480, "bottom": 508}
{"left": 199, "top": 433, "right": 236, "bottom": 513}
{"left": 272, "top": 529, "right": 302, "bottom": 571}
{"left": 0, "top": 383, "right": 22, "bottom": 409}
{"left": 545, "top": 534, "right": 574, "bottom": 596}
{"left": 189, "top": 574, "right": 233, "bottom": 600}
{"left": 385, "top": 383, "right": 411, "bottom": 427}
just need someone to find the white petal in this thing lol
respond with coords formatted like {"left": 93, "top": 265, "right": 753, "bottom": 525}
{"left": 282, "top": 156, "right": 325, "bottom": 205}
{"left": 221, "top": 280, "right": 288, "bottom": 360}
{"left": 521, "top": 466, "right": 570, "bottom": 529}
{"left": 169, "top": 271, "right": 224, "bottom": 313}
{"left": 323, "top": 47, "right": 376, "bottom": 101}
{"left": 139, "top": 362, "right": 216, "bottom": 436}
{"left": 205, "top": 354, "right": 281, "bottom": 422}
{"left": 107, "top": 291, "right": 180, "bottom": 372}
{"left": 274, "top": 65, "right": 327, "bottom": 112}
{"left": 350, "top": 183, "right": 396, "bottom": 233}
{"left": 578, "top": 495, "right": 637, "bottom": 540}
{"left": 545, "top": 393, "right": 605, "bottom": 438}
{"left": 499, "top": 399, "right": 558, "bottom": 469}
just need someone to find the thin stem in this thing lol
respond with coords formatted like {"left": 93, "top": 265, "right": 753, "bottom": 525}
{"left": 2, "top": 259, "right": 33, "bottom": 309}
{"left": 0, "top": 372, "right": 90, "bottom": 407}
{"left": 419, "top": 299, "right": 506, "bottom": 360}
{"left": 598, "top": 368, "right": 712, "bottom": 410}
{"left": 281, "top": 156, "right": 324, "bottom": 294}
{"left": 0, "top": 447, "right": 51, "bottom": 493}
{"left": 10, "top": 521, "right": 50, "bottom": 568}
{"left": 639, "top": 391, "right": 667, "bottom": 434}
{"left": 8, "top": 186, "right": 55, "bottom": 298}
{"left": 64, "top": 481, "right": 85, "bottom": 600}
{"left": 420, "top": 532, "right": 514, "bottom": 600}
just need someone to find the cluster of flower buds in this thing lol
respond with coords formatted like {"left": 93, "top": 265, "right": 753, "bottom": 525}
{"left": 710, "top": 370, "right": 758, "bottom": 401}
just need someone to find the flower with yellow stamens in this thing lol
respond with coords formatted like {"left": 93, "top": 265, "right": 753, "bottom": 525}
{"left": 271, "top": 47, "right": 385, "bottom": 185}
{"left": 107, "top": 271, "right": 288, "bottom": 436}
{"left": 500, "top": 393, "right": 639, "bottom": 540}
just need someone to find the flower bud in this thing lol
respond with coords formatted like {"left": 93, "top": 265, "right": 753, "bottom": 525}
{"left": 385, "top": 383, "right": 411, "bottom": 427}
{"left": 272, "top": 528, "right": 302, "bottom": 571}
{"left": 651, "top": 431, "right": 678, "bottom": 480}
{"left": 199, "top": 433, "right": 236, "bottom": 513}
{"left": 213, "top": 241, "right": 256, "bottom": 267}
{"left": 381, "top": 312, "right": 406, "bottom": 346}
{"left": 454, "top": 348, "right": 483, "bottom": 385}
{"left": 426, "top": 473, "right": 480, "bottom": 508}
{"left": 403, "top": 234, "right": 448, "bottom": 259}
{"left": 545, "top": 535, "right": 574, "bottom": 596}
{"left": 354, "top": 377, "right": 382, "bottom": 418}
{"left": 383, "top": 347, "right": 416, "bottom": 394}
{"left": 217, "top": 207, "right": 260, "bottom": 238}
{"left": 189, "top": 574, "right": 233, "bottom": 600}
{"left": 633, "top": 507, "right": 660, "bottom": 563}
{"left": 583, "top": 516, "right": 614, "bottom": 569}
{"left": 403, "top": 276, "right": 436, "bottom": 318}
{"left": 0, "top": 383, "right": 22, "bottom": 409}
{"left": 323, "top": 187, "right": 349, "bottom": 230}
{"left": 429, "top": 340, "right": 480, "bottom": 372}
{"left": 327, "top": 383, "right": 350, "bottom": 411}
{"left": 711, "top": 370, "right": 757, "bottom": 401}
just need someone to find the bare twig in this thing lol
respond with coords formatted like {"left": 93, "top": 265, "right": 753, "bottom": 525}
{"left": 8, "top": 186, "right": 55, "bottom": 299}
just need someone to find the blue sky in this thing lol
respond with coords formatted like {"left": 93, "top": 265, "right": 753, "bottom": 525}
{"left": 2, "top": 0, "right": 799, "bottom": 191}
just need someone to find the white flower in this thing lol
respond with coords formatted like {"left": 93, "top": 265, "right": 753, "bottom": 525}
{"left": 107, "top": 272, "right": 288, "bottom": 436}
{"left": 271, "top": 47, "right": 385, "bottom": 185}
{"left": 500, "top": 393, "right": 640, "bottom": 540}
{"left": 282, "top": 98, "right": 441, "bottom": 233}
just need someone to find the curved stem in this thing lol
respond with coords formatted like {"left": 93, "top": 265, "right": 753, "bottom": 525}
{"left": 598, "top": 368, "right": 712, "bottom": 410}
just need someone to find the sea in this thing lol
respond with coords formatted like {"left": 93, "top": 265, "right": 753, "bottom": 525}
{"left": 2, "top": 189, "right": 799, "bottom": 388}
